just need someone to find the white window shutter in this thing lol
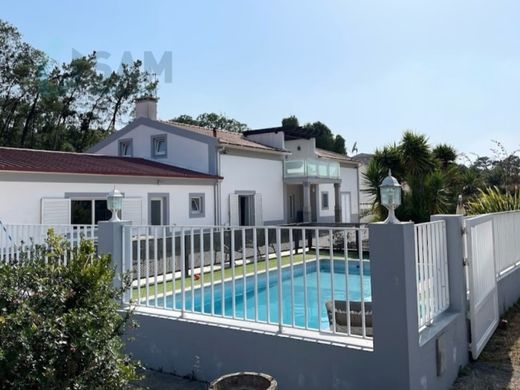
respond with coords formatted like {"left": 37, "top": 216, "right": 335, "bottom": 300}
{"left": 254, "top": 193, "right": 263, "bottom": 226}
{"left": 122, "top": 197, "right": 142, "bottom": 225}
{"left": 229, "top": 194, "right": 239, "bottom": 226}
{"left": 41, "top": 198, "right": 71, "bottom": 224}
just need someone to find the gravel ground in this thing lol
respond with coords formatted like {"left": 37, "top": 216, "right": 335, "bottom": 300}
{"left": 452, "top": 301, "right": 520, "bottom": 389}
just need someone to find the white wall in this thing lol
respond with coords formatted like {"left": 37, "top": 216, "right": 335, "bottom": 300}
{"left": 95, "top": 124, "right": 211, "bottom": 174}
{"left": 340, "top": 165, "right": 360, "bottom": 222}
{"left": 245, "top": 132, "right": 285, "bottom": 150}
{"left": 284, "top": 139, "right": 316, "bottom": 160}
{"left": 0, "top": 173, "right": 215, "bottom": 226}
{"left": 220, "top": 154, "right": 284, "bottom": 225}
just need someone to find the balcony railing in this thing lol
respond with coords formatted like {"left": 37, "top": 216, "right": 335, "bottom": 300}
{"left": 284, "top": 159, "right": 340, "bottom": 180}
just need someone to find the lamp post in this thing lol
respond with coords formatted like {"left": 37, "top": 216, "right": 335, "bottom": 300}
{"left": 379, "top": 170, "right": 402, "bottom": 224}
{"left": 107, "top": 188, "right": 124, "bottom": 222}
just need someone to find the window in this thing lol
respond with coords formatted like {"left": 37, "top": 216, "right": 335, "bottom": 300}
{"left": 189, "top": 193, "right": 205, "bottom": 218}
{"left": 321, "top": 192, "right": 329, "bottom": 210}
{"left": 150, "top": 198, "right": 164, "bottom": 225}
{"left": 151, "top": 134, "right": 167, "bottom": 158}
{"left": 118, "top": 139, "right": 133, "bottom": 157}
{"left": 288, "top": 194, "right": 295, "bottom": 219}
{"left": 71, "top": 199, "right": 113, "bottom": 225}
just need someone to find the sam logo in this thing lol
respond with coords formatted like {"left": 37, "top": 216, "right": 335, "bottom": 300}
{"left": 71, "top": 49, "right": 173, "bottom": 82}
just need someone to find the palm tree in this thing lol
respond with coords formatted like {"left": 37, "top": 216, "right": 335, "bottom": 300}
{"left": 363, "top": 131, "right": 453, "bottom": 222}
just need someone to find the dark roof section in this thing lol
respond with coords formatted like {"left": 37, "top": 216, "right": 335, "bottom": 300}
{"left": 0, "top": 147, "right": 221, "bottom": 180}
{"left": 315, "top": 148, "right": 358, "bottom": 165}
{"left": 163, "top": 121, "right": 290, "bottom": 153}
{"left": 244, "top": 126, "right": 321, "bottom": 141}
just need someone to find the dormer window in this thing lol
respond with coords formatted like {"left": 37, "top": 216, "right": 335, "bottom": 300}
{"left": 118, "top": 139, "right": 133, "bottom": 157}
{"left": 151, "top": 134, "right": 167, "bottom": 158}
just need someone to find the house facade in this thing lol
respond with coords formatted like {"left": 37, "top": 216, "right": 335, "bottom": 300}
{"left": 0, "top": 98, "right": 360, "bottom": 227}
{"left": 89, "top": 97, "right": 361, "bottom": 226}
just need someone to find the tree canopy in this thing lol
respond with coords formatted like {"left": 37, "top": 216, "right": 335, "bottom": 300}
{"left": 0, "top": 19, "right": 156, "bottom": 152}
{"left": 171, "top": 112, "right": 249, "bottom": 133}
{"left": 281, "top": 116, "right": 347, "bottom": 155}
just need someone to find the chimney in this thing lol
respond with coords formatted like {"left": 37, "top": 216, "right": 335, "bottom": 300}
{"left": 135, "top": 96, "right": 158, "bottom": 120}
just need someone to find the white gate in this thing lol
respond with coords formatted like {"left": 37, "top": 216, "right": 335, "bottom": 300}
{"left": 465, "top": 214, "right": 499, "bottom": 359}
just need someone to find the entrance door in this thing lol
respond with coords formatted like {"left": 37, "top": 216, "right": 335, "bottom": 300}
{"left": 239, "top": 195, "right": 254, "bottom": 226}
{"left": 150, "top": 198, "right": 164, "bottom": 225}
{"left": 341, "top": 193, "right": 352, "bottom": 223}
{"left": 466, "top": 214, "right": 499, "bottom": 359}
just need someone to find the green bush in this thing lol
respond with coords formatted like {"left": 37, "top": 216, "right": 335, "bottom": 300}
{"left": 0, "top": 230, "right": 140, "bottom": 389}
{"left": 466, "top": 186, "right": 520, "bottom": 215}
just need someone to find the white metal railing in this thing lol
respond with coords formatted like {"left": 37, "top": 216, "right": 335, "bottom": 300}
{"left": 123, "top": 225, "right": 372, "bottom": 339}
{"left": 490, "top": 211, "right": 520, "bottom": 278}
{"left": 284, "top": 159, "right": 341, "bottom": 180}
{"left": 414, "top": 220, "right": 450, "bottom": 329}
{"left": 0, "top": 224, "right": 96, "bottom": 263}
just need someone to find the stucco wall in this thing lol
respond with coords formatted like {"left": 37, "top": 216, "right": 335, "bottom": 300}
{"left": 284, "top": 139, "right": 316, "bottom": 160}
{"left": 340, "top": 165, "right": 359, "bottom": 222}
{"left": 95, "top": 124, "right": 212, "bottom": 174}
{"left": 0, "top": 173, "right": 215, "bottom": 225}
{"left": 219, "top": 153, "right": 284, "bottom": 225}
{"left": 245, "top": 132, "right": 285, "bottom": 150}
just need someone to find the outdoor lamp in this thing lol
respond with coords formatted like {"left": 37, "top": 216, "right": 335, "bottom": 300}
{"left": 107, "top": 188, "right": 124, "bottom": 222}
{"left": 379, "top": 169, "right": 402, "bottom": 224}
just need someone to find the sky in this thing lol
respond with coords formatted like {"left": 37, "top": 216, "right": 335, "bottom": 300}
{"left": 2, "top": 0, "right": 520, "bottom": 158}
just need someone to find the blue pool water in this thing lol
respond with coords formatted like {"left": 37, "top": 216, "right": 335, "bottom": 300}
{"left": 154, "top": 259, "right": 371, "bottom": 330}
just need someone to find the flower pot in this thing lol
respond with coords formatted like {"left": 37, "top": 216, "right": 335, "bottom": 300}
{"left": 209, "top": 372, "right": 277, "bottom": 390}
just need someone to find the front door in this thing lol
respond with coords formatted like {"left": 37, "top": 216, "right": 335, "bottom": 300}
{"left": 150, "top": 198, "right": 164, "bottom": 225}
{"left": 341, "top": 193, "right": 352, "bottom": 223}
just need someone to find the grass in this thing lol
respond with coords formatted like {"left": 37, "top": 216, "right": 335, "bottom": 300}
{"left": 131, "top": 249, "right": 367, "bottom": 300}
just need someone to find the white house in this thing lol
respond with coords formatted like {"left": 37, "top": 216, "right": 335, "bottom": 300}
{"left": 0, "top": 97, "right": 360, "bottom": 226}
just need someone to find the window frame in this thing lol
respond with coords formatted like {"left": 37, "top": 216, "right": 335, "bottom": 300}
{"left": 118, "top": 138, "right": 133, "bottom": 157}
{"left": 189, "top": 193, "right": 205, "bottom": 218}
{"left": 321, "top": 191, "right": 329, "bottom": 210}
{"left": 151, "top": 134, "right": 167, "bottom": 158}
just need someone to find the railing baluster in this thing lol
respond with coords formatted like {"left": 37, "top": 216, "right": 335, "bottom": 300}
{"left": 344, "top": 229, "right": 351, "bottom": 335}
{"left": 253, "top": 227, "right": 258, "bottom": 322}
{"left": 210, "top": 227, "right": 215, "bottom": 316}
{"left": 200, "top": 227, "right": 205, "bottom": 314}
{"left": 220, "top": 228, "right": 225, "bottom": 317}
{"left": 231, "top": 227, "right": 236, "bottom": 319}
{"left": 265, "top": 227, "right": 270, "bottom": 323}
{"left": 358, "top": 228, "right": 366, "bottom": 338}
{"left": 180, "top": 228, "right": 186, "bottom": 316}
{"left": 316, "top": 228, "right": 321, "bottom": 331}
{"left": 190, "top": 228, "right": 195, "bottom": 313}
{"left": 145, "top": 226, "right": 150, "bottom": 307}
{"left": 289, "top": 228, "right": 295, "bottom": 328}
{"left": 276, "top": 227, "right": 283, "bottom": 333}
{"left": 163, "top": 226, "right": 167, "bottom": 309}
{"left": 154, "top": 227, "right": 159, "bottom": 307}
{"left": 172, "top": 226, "right": 176, "bottom": 311}
{"left": 329, "top": 228, "right": 336, "bottom": 334}
{"left": 242, "top": 228, "right": 247, "bottom": 320}
{"left": 137, "top": 227, "right": 141, "bottom": 304}
{"left": 302, "top": 228, "right": 308, "bottom": 330}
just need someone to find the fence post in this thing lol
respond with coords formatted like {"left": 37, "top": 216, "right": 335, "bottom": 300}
{"left": 370, "top": 221, "right": 418, "bottom": 389}
{"left": 430, "top": 215, "right": 467, "bottom": 314}
{"left": 98, "top": 220, "right": 132, "bottom": 293}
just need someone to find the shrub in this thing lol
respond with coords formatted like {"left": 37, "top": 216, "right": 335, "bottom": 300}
{"left": 0, "top": 230, "right": 140, "bottom": 389}
{"left": 466, "top": 186, "right": 520, "bottom": 215}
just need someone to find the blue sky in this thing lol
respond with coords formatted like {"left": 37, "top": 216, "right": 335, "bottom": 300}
{"left": 3, "top": 0, "right": 519, "bottom": 158}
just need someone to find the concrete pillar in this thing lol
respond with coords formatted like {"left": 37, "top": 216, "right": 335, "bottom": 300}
{"left": 370, "top": 222, "right": 418, "bottom": 389}
{"left": 98, "top": 220, "right": 132, "bottom": 292}
{"left": 334, "top": 182, "right": 341, "bottom": 223}
{"left": 302, "top": 181, "right": 311, "bottom": 223}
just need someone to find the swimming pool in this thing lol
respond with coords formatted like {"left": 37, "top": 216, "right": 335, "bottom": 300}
{"left": 155, "top": 259, "right": 372, "bottom": 331}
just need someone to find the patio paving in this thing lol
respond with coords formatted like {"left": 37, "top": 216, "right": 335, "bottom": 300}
{"left": 132, "top": 369, "right": 207, "bottom": 389}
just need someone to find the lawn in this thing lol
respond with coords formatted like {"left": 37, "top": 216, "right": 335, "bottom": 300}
{"left": 131, "top": 249, "right": 368, "bottom": 300}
